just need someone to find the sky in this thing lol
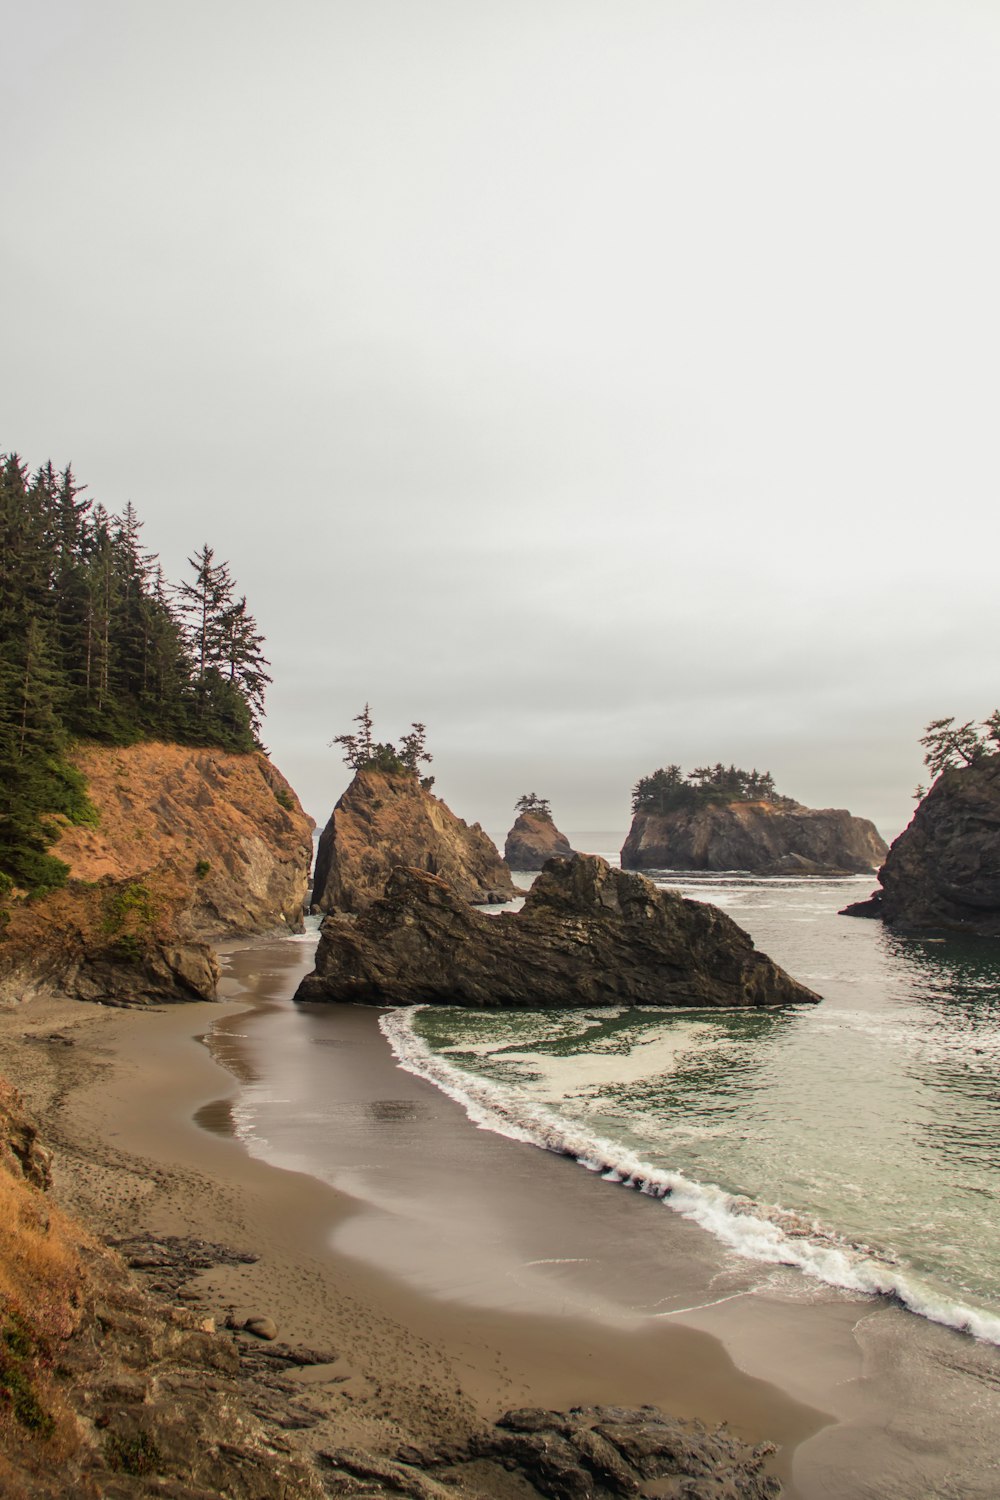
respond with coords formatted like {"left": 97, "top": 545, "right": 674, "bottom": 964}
{"left": 4, "top": 1, "right": 999, "bottom": 842}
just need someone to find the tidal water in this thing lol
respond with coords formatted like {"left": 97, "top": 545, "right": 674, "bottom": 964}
{"left": 381, "top": 842, "right": 1000, "bottom": 1345}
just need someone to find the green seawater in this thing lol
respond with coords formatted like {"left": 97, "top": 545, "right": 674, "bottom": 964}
{"left": 405, "top": 870, "right": 1000, "bottom": 1339}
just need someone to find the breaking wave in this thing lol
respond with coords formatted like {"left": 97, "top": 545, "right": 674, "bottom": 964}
{"left": 379, "top": 1006, "right": 1000, "bottom": 1345}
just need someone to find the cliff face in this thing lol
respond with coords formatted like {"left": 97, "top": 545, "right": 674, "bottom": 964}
{"left": 843, "top": 759, "right": 1000, "bottom": 934}
{"left": 312, "top": 767, "right": 515, "bottom": 914}
{"left": 503, "top": 810, "right": 576, "bottom": 870}
{"left": 621, "top": 801, "right": 887, "bottom": 876}
{"left": 0, "top": 742, "right": 313, "bottom": 1007}
{"left": 55, "top": 742, "right": 314, "bottom": 939}
{"left": 297, "top": 853, "right": 820, "bottom": 1010}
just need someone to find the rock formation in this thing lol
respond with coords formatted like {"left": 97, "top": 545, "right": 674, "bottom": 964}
{"left": 622, "top": 800, "right": 887, "bottom": 876}
{"left": 296, "top": 853, "right": 819, "bottom": 1009}
{"left": 312, "top": 767, "right": 515, "bottom": 914}
{"left": 841, "top": 758, "right": 1000, "bottom": 934}
{"left": 504, "top": 809, "right": 577, "bottom": 870}
{"left": 0, "top": 742, "right": 313, "bottom": 1006}
{"left": 55, "top": 741, "right": 314, "bottom": 938}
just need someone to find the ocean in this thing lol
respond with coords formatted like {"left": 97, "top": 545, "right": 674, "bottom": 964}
{"left": 217, "top": 835, "right": 1000, "bottom": 1350}
{"left": 377, "top": 837, "right": 1000, "bottom": 1347}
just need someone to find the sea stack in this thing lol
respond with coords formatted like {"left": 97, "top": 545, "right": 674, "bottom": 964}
{"left": 842, "top": 757, "right": 1000, "bottom": 934}
{"left": 622, "top": 801, "right": 887, "bottom": 875}
{"left": 312, "top": 766, "right": 515, "bottom": 914}
{"left": 296, "top": 853, "right": 820, "bottom": 1009}
{"left": 504, "top": 795, "right": 577, "bottom": 870}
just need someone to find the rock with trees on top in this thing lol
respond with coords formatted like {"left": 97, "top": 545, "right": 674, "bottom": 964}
{"left": 504, "top": 792, "right": 578, "bottom": 870}
{"left": 842, "top": 714, "right": 1000, "bottom": 934}
{"left": 296, "top": 851, "right": 820, "bottom": 1009}
{"left": 312, "top": 707, "right": 515, "bottom": 914}
{"left": 621, "top": 761, "right": 887, "bottom": 876}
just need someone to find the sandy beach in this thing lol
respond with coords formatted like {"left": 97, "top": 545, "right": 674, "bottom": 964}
{"left": 3, "top": 927, "right": 1000, "bottom": 1497}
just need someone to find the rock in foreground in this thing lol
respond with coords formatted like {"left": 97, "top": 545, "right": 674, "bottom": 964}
{"left": 841, "top": 758, "right": 1000, "bottom": 934}
{"left": 296, "top": 854, "right": 819, "bottom": 1009}
{"left": 504, "top": 809, "right": 577, "bottom": 870}
{"left": 622, "top": 801, "right": 887, "bottom": 876}
{"left": 312, "top": 767, "right": 515, "bottom": 913}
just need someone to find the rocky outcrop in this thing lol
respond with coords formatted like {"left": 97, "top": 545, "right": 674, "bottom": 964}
{"left": 296, "top": 853, "right": 819, "bottom": 1009}
{"left": 0, "top": 870, "right": 221, "bottom": 1007}
{"left": 622, "top": 801, "right": 887, "bottom": 875}
{"left": 55, "top": 741, "right": 314, "bottom": 938}
{"left": 841, "top": 758, "right": 1000, "bottom": 934}
{"left": 312, "top": 767, "right": 515, "bottom": 914}
{"left": 504, "top": 810, "right": 577, "bottom": 870}
{"left": 0, "top": 742, "right": 313, "bottom": 1006}
{"left": 320, "top": 1405, "right": 780, "bottom": 1498}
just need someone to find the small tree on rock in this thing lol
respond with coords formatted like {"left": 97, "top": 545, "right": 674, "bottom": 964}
{"left": 515, "top": 793, "right": 552, "bottom": 818}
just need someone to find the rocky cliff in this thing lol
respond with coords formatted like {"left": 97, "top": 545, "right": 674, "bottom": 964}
{"left": 296, "top": 853, "right": 819, "bottom": 1009}
{"left": 621, "top": 801, "right": 887, "bottom": 876}
{"left": 312, "top": 767, "right": 515, "bottom": 913}
{"left": 504, "top": 810, "right": 577, "bottom": 870}
{"left": 841, "top": 758, "right": 1000, "bottom": 934}
{"left": 0, "top": 742, "right": 313, "bottom": 1006}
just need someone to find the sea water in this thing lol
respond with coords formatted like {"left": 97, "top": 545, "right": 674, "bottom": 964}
{"left": 380, "top": 841, "right": 1000, "bottom": 1346}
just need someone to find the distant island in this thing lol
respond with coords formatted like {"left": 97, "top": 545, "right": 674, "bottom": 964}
{"left": 503, "top": 792, "right": 577, "bottom": 870}
{"left": 621, "top": 761, "right": 887, "bottom": 875}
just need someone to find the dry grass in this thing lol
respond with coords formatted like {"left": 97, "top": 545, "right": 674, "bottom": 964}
{"left": 0, "top": 1125, "right": 88, "bottom": 1459}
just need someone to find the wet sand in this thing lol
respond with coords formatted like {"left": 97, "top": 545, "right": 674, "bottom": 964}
{"left": 4, "top": 927, "right": 1000, "bottom": 1497}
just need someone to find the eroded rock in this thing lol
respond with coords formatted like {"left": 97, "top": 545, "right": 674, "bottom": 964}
{"left": 312, "top": 767, "right": 515, "bottom": 913}
{"left": 296, "top": 854, "right": 819, "bottom": 1010}
{"left": 504, "top": 809, "right": 577, "bottom": 870}
{"left": 622, "top": 801, "right": 887, "bottom": 876}
{"left": 841, "top": 757, "right": 1000, "bottom": 934}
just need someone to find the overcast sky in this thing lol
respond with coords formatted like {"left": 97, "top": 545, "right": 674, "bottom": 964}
{"left": 5, "top": 1, "right": 999, "bottom": 842}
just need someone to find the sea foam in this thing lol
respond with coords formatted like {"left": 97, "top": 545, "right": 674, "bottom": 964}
{"left": 379, "top": 1006, "right": 1000, "bottom": 1346}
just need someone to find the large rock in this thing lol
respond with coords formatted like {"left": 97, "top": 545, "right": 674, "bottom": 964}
{"left": 296, "top": 853, "right": 819, "bottom": 1009}
{"left": 504, "top": 810, "right": 577, "bottom": 870}
{"left": 312, "top": 767, "right": 515, "bottom": 913}
{"left": 54, "top": 741, "right": 314, "bottom": 938}
{"left": 841, "top": 758, "right": 1000, "bottom": 934}
{"left": 621, "top": 801, "right": 887, "bottom": 876}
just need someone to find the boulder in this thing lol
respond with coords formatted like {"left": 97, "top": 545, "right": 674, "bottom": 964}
{"left": 312, "top": 767, "right": 515, "bottom": 913}
{"left": 296, "top": 853, "right": 819, "bottom": 1009}
{"left": 841, "top": 758, "right": 1000, "bottom": 934}
{"left": 504, "top": 809, "right": 577, "bottom": 870}
{"left": 622, "top": 800, "right": 887, "bottom": 876}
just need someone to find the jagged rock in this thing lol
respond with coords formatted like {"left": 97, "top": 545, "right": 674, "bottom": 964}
{"left": 0, "top": 1078, "right": 51, "bottom": 1189}
{"left": 504, "top": 810, "right": 577, "bottom": 870}
{"left": 296, "top": 854, "right": 819, "bottom": 1010}
{"left": 621, "top": 800, "right": 887, "bottom": 876}
{"left": 841, "top": 758, "right": 1000, "bottom": 934}
{"left": 54, "top": 741, "right": 315, "bottom": 938}
{"left": 0, "top": 872, "right": 222, "bottom": 1007}
{"left": 312, "top": 767, "right": 515, "bottom": 914}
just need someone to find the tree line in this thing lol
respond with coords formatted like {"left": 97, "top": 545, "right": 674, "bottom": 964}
{"left": 632, "top": 762, "right": 788, "bottom": 815}
{"left": 0, "top": 450, "right": 270, "bottom": 892}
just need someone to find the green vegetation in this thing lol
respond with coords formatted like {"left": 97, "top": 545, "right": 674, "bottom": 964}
{"left": 101, "top": 880, "right": 157, "bottom": 935}
{"left": 331, "top": 705, "right": 434, "bottom": 785}
{"left": 0, "top": 449, "right": 271, "bottom": 893}
{"left": 104, "top": 1429, "right": 161, "bottom": 1474}
{"left": 0, "top": 1313, "right": 54, "bottom": 1438}
{"left": 515, "top": 793, "right": 552, "bottom": 818}
{"left": 194, "top": 858, "right": 211, "bottom": 880}
{"left": 920, "top": 713, "right": 1000, "bottom": 778}
{"left": 273, "top": 785, "right": 294, "bottom": 811}
{"left": 631, "top": 762, "right": 788, "bottom": 816}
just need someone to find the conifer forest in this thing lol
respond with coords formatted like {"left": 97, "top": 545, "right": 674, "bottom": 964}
{"left": 0, "top": 450, "right": 270, "bottom": 892}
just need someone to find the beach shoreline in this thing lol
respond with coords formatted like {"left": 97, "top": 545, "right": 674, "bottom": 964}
{"left": 4, "top": 925, "right": 1000, "bottom": 1497}
{"left": 0, "top": 932, "right": 826, "bottom": 1496}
